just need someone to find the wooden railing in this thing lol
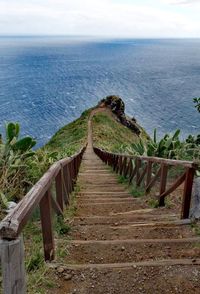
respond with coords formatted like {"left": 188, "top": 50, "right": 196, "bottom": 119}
{"left": 0, "top": 146, "right": 86, "bottom": 293}
{"left": 94, "top": 147, "right": 198, "bottom": 219}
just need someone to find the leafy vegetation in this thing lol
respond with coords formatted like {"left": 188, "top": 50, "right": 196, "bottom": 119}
{"left": 0, "top": 123, "right": 36, "bottom": 211}
{"left": 128, "top": 129, "right": 182, "bottom": 158}
{"left": 127, "top": 128, "right": 200, "bottom": 163}
{"left": 0, "top": 109, "right": 90, "bottom": 216}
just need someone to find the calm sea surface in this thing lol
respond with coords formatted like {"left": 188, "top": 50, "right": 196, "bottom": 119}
{"left": 0, "top": 37, "right": 200, "bottom": 147}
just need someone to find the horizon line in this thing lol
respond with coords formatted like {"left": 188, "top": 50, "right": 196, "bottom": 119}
{"left": 0, "top": 34, "right": 200, "bottom": 40}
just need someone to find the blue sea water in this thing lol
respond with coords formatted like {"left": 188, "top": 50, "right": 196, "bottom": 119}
{"left": 0, "top": 36, "right": 200, "bottom": 148}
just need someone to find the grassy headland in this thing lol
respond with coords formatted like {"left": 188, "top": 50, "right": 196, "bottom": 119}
{"left": 92, "top": 109, "right": 148, "bottom": 153}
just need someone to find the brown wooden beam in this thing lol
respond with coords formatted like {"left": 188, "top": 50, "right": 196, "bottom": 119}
{"left": 40, "top": 190, "right": 55, "bottom": 261}
{"left": 181, "top": 168, "right": 195, "bottom": 219}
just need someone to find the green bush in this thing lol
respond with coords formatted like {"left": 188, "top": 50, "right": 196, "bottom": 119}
{"left": 0, "top": 122, "right": 36, "bottom": 208}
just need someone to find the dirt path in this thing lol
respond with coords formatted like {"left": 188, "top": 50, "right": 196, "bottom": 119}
{"left": 50, "top": 109, "right": 200, "bottom": 294}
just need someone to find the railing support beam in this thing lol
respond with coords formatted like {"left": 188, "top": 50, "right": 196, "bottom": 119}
{"left": 40, "top": 190, "right": 55, "bottom": 261}
{"left": 159, "top": 164, "right": 168, "bottom": 207}
{"left": 181, "top": 168, "right": 195, "bottom": 219}
{"left": 56, "top": 170, "right": 64, "bottom": 212}
{"left": 1, "top": 236, "right": 26, "bottom": 294}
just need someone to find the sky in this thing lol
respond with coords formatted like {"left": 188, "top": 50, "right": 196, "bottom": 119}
{"left": 0, "top": 0, "right": 200, "bottom": 38}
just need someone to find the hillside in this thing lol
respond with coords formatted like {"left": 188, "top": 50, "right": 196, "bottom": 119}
{"left": 92, "top": 108, "right": 148, "bottom": 153}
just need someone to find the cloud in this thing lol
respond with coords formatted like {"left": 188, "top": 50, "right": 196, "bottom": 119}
{"left": 0, "top": 0, "right": 200, "bottom": 37}
{"left": 163, "top": 0, "right": 200, "bottom": 5}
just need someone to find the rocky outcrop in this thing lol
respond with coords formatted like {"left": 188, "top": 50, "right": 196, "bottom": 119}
{"left": 99, "top": 95, "right": 141, "bottom": 135}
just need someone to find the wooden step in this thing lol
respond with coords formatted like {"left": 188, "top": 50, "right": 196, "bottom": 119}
{"left": 58, "top": 238, "right": 200, "bottom": 264}
{"left": 76, "top": 203, "right": 148, "bottom": 216}
{"left": 48, "top": 261, "right": 200, "bottom": 294}
{"left": 70, "top": 223, "right": 195, "bottom": 240}
{"left": 73, "top": 213, "right": 178, "bottom": 225}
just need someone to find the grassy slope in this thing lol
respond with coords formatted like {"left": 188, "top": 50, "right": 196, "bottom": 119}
{"left": 44, "top": 108, "right": 91, "bottom": 156}
{"left": 92, "top": 110, "right": 148, "bottom": 153}
{"left": 24, "top": 109, "right": 91, "bottom": 188}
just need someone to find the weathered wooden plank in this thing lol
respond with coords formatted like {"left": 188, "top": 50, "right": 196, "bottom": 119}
{"left": 115, "top": 156, "right": 120, "bottom": 173}
{"left": 121, "top": 157, "right": 127, "bottom": 177}
{"left": 119, "top": 156, "right": 125, "bottom": 175}
{"left": 40, "top": 190, "right": 55, "bottom": 261}
{"left": 129, "top": 159, "right": 137, "bottom": 184}
{"left": 136, "top": 159, "right": 142, "bottom": 184}
{"left": 94, "top": 147, "right": 197, "bottom": 168}
{"left": 51, "top": 193, "right": 63, "bottom": 216}
{"left": 181, "top": 168, "right": 196, "bottom": 219}
{"left": 63, "top": 165, "right": 70, "bottom": 204}
{"left": 159, "top": 172, "right": 186, "bottom": 202}
{"left": 146, "top": 161, "right": 152, "bottom": 188}
{"left": 124, "top": 158, "right": 131, "bottom": 178}
{"left": 136, "top": 163, "right": 148, "bottom": 186}
{"left": 158, "top": 164, "right": 168, "bottom": 206}
{"left": 1, "top": 236, "right": 26, "bottom": 294}
{"left": 56, "top": 170, "right": 64, "bottom": 212}
{"left": 0, "top": 162, "right": 60, "bottom": 239}
{"left": 145, "top": 166, "right": 161, "bottom": 193}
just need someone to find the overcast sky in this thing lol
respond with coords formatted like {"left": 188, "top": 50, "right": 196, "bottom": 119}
{"left": 1, "top": 0, "right": 200, "bottom": 38}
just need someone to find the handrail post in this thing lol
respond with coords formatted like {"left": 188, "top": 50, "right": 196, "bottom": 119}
{"left": 1, "top": 236, "right": 26, "bottom": 294}
{"left": 136, "top": 158, "right": 141, "bottom": 185}
{"left": 56, "top": 170, "right": 64, "bottom": 212}
{"left": 62, "top": 165, "right": 70, "bottom": 205}
{"left": 181, "top": 167, "right": 195, "bottom": 219}
{"left": 40, "top": 190, "right": 55, "bottom": 261}
{"left": 159, "top": 163, "right": 168, "bottom": 206}
{"left": 119, "top": 156, "right": 124, "bottom": 175}
{"left": 122, "top": 157, "right": 127, "bottom": 177}
{"left": 115, "top": 156, "right": 120, "bottom": 173}
{"left": 146, "top": 161, "right": 152, "bottom": 189}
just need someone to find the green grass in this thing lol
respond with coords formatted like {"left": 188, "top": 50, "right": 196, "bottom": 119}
{"left": 92, "top": 111, "right": 148, "bottom": 153}
{"left": 117, "top": 173, "right": 145, "bottom": 198}
{"left": 130, "top": 184, "right": 145, "bottom": 198}
{"left": 118, "top": 175, "right": 129, "bottom": 184}
{"left": 23, "top": 221, "right": 56, "bottom": 293}
{"left": 191, "top": 222, "right": 200, "bottom": 236}
{"left": 148, "top": 198, "right": 159, "bottom": 208}
{"left": 45, "top": 108, "right": 92, "bottom": 156}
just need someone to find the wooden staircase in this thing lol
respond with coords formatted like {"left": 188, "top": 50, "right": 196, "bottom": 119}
{"left": 50, "top": 129, "right": 200, "bottom": 294}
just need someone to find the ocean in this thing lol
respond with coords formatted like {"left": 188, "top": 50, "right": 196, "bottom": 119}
{"left": 0, "top": 36, "right": 200, "bottom": 147}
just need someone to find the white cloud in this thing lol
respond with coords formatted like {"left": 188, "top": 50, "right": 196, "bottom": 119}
{"left": 163, "top": 0, "right": 200, "bottom": 5}
{"left": 0, "top": 0, "right": 200, "bottom": 37}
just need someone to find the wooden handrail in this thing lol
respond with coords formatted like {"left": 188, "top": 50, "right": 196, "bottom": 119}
{"left": 0, "top": 145, "right": 86, "bottom": 293}
{"left": 94, "top": 146, "right": 198, "bottom": 219}
{"left": 0, "top": 146, "right": 86, "bottom": 241}
{"left": 94, "top": 147, "right": 198, "bottom": 169}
